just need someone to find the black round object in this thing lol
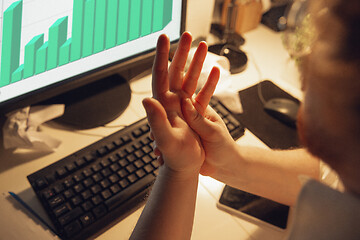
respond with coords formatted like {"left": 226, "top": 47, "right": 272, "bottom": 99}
{"left": 48, "top": 74, "right": 131, "bottom": 129}
{"left": 208, "top": 43, "right": 248, "bottom": 74}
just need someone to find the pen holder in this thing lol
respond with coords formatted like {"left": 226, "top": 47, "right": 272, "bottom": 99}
{"left": 221, "top": 0, "right": 263, "bottom": 34}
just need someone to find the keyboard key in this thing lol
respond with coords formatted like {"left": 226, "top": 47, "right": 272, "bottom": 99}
{"left": 91, "top": 184, "right": 102, "bottom": 194}
{"left": 96, "top": 147, "right": 108, "bottom": 156}
{"left": 105, "top": 174, "right": 155, "bottom": 211}
{"left": 81, "top": 190, "right": 93, "bottom": 200}
{"left": 63, "top": 189, "right": 75, "bottom": 199}
{"left": 121, "top": 135, "right": 131, "bottom": 143}
{"left": 142, "top": 155, "right": 152, "bottom": 164}
{"left": 64, "top": 179, "right": 75, "bottom": 188}
{"left": 125, "top": 145, "right": 135, "bottom": 153}
{"left": 42, "top": 189, "right": 55, "bottom": 200}
{"left": 151, "top": 159, "right": 161, "bottom": 168}
{"left": 82, "top": 168, "right": 93, "bottom": 178}
{"left": 117, "top": 169, "right": 128, "bottom": 178}
{"left": 53, "top": 183, "right": 64, "bottom": 194}
{"left": 48, "top": 195, "right": 65, "bottom": 208}
{"left": 66, "top": 163, "right": 77, "bottom": 172}
{"left": 59, "top": 207, "right": 83, "bottom": 226}
{"left": 45, "top": 173, "right": 56, "bottom": 184}
{"left": 126, "top": 164, "right": 136, "bottom": 173}
{"left": 101, "top": 168, "right": 112, "bottom": 177}
{"left": 74, "top": 183, "right": 84, "bottom": 193}
{"left": 140, "top": 124, "right": 150, "bottom": 133}
{"left": 91, "top": 195, "right": 102, "bottom": 206}
{"left": 83, "top": 178, "right": 94, "bottom": 188}
{"left": 101, "top": 189, "right": 112, "bottom": 200}
{"left": 71, "top": 196, "right": 83, "bottom": 206}
{"left": 109, "top": 174, "right": 119, "bottom": 184}
{"left": 93, "top": 204, "right": 107, "bottom": 218}
{"left": 35, "top": 178, "right": 48, "bottom": 189}
{"left": 110, "top": 184, "right": 121, "bottom": 194}
{"left": 119, "top": 179, "right": 129, "bottom": 189}
{"left": 92, "top": 163, "right": 102, "bottom": 172}
{"left": 133, "top": 142, "right": 143, "bottom": 150}
{"left": 141, "top": 137, "right": 152, "bottom": 145}
{"left": 81, "top": 201, "right": 94, "bottom": 212}
{"left": 142, "top": 145, "right": 152, "bottom": 154}
{"left": 106, "top": 143, "right": 116, "bottom": 151}
{"left": 118, "top": 159, "right": 128, "bottom": 167}
{"left": 100, "top": 179, "right": 110, "bottom": 189}
{"left": 64, "top": 220, "right": 82, "bottom": 237}
{"left": 108, "top": 154, "right": 119, "bottom": 163}
{"left": 56, "top": 167, "right": 68, "bottom": 178}
{"left": 136, "top": 169, "right": 146, "bottom": 178}
{"left": 100, "top": 159, "right": 111, "bottom": 168}
{"left": 92, "top": 173, "right": 103, "bottom": 182}
{"left": 144, "top": 164, "right": 154, "bottom": 173}
{"left": 80, "top": 213, "right": 95, "bottom": 227}
{"left": 83, "top": 154, "right": 95, "bottom": 163}
{"left": 134, "top": 150, "right": 144, "bottom": 158}
{"left": 113, "top": 138, "right": 124, "bottom": 147}
{"left": 127, "top": 174, "right": 138, "bottom": 183}
{"left": 53, "top": 204, "right": 70, "bottom": 217}
{"left": 132, "top": 129, "right": 143, "bottom": 138}
{"left": 110, "top": 163, "right": 120, "bottom": 172}
{"left": 134, "top": 160, "right": 144, "bottom": 168}
{"left": 75, "top": 158, "right": 86, "bottom": 167}
{"left": 117, "top": 150, "right": 127, "bottom": 158}
{"left": 73, "top": 174, "right": 84, "bottom": 183}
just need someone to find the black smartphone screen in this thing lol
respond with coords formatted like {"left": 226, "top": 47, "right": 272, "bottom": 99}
{"left": 218, "top": 185, "right": 289, "bottom": 229}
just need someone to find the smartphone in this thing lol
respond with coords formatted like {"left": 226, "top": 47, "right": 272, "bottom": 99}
{"left": 217, "top": 185, "right": 289, "bottom": 230}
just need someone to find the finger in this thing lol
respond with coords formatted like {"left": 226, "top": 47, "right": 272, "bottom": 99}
{"left": 149, "top": 131, "right": 155, "bottom": 141}
{"left": 168, "top": 32, "right": 192, "bottom": 91}
{"left": 194, "top": 66, "right": 220, "bottom": 115}
{"left": 157, "top": 156, "right": 165, "bottom": 166}
{"left": 182, "top": 41, "right": 208, "bottom": 97}
{"left": 152, "top": 141, "right": 162, "bottom": 156}
{"left": 152, "top": 34, "right": 170, "bottom": 99}
{"left": 142, "top": 97, "right": 174, "bottom": 149}
{"left": 182, "top": 98, "right": 219, "bottom": 139}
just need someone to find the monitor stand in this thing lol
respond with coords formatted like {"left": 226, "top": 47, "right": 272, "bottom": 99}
{"left": 45, "top": 74, "right": 131, "bottom": 129}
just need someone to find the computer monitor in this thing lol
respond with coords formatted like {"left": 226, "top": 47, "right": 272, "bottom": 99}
{"left": 0, "top": 0, "right": 186, "bottom": 128}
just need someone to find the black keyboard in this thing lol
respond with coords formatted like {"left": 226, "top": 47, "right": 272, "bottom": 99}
{"left": 27, "top": 97, "right": 244, "bottom": 240}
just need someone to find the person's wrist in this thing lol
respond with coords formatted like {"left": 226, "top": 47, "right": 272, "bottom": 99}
{"left": 160, "top": 164, "right": 200, "bottom": 183}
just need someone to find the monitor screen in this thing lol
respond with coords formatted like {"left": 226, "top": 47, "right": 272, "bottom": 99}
{"left": 0, "top": 0, "right": 185, "bottom": 114}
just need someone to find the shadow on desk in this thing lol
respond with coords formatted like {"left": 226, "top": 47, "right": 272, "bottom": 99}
{"left": 0, "top": 149, "right": 51, "bottom": 174}
{"left": 0, "top": 189, "right": 58, "bottom": 239}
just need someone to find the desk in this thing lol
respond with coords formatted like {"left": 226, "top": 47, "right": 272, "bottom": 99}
{"left": 0, "top": 25, "right": 301, "bottom": 240}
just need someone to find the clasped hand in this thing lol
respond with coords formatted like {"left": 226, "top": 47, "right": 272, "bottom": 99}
{"left": 143, "top": 32, "right": 235, "bottom": 179}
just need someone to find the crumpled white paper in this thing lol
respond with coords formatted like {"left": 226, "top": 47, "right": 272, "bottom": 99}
{"left": 186, "top": 48, "right": 243, "bottom": 114}
{"left": 3, "top": 105, "right": 65, "bottom": 151}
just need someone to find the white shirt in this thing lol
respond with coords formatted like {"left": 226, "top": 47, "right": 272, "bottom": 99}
{"left": 286, "top": 179, "right": 360, "bottom": 239}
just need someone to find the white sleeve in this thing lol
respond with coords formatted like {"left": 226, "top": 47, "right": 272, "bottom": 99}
{"left": 319, "top": 161, "right": 344, "bottom": 191}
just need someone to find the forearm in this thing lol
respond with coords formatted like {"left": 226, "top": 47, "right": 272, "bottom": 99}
{"left": 130, "top": 165, "right": 199, "bottom": 240}
{"left": 212, "top": 146, "right": 320, "bottom": 206}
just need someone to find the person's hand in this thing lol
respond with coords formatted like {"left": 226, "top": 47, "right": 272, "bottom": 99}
{"left": 143, "top": 32, "right": 220, "bottom": 178}
{"left": 181, "top": 97, "right": 239, "bottom": 177}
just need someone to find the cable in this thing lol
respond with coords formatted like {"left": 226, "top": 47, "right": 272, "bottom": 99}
{"left": 247, "top": 52, "right": 267, "bottom": 105}
{"left": 100, "top": 124, "right": 128, "bottom": 129}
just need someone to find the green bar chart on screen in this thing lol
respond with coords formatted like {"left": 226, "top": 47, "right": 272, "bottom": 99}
{"left": 0, "top": 0, "right": 173, "bottom": 87}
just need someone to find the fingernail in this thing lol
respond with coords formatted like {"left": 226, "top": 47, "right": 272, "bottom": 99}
{"left": 142, "top": 98, "right": 153, "bottom": 114}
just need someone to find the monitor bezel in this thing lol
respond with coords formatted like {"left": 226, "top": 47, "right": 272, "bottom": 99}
{"left": 0, "top": 0, "right": 187, "bottom": 115}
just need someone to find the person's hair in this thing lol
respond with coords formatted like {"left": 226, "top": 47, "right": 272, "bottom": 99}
{"left": 298, "top": 0, "right": 360, "bottom": 162}
{"left": 307, "top": 0, "right": 360, "bottom": 133}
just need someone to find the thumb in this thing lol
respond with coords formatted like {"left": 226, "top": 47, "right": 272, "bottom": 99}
{"left": 142, "top": 98, "right": 173, "bottom": 149}
{"left": 182, "top": 98, "right": 216, "bottom": 139}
